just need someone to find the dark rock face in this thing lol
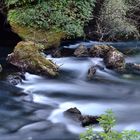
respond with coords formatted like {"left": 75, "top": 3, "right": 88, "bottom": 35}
{"left": 64, "top": 107, "right": 99, "bottom": 127}
{"left": 64, "top": 107, "right": 82, "bottom": 122}
{"left": 0, "top": 12, "right": 21, "bottom": 46}
{"left": 74, "top": 45, "right": 88, "bottom": 57}
{"left": 0, "top": 10, "right": 22, "bottom": 61}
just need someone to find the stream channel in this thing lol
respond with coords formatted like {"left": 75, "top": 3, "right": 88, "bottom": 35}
{"left": 0, "top": 41, "right": 140, "bottom": 140}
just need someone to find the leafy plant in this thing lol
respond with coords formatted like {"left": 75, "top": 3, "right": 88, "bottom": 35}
{"left": 80, "top": 126, "right": 96, "bottom": 140}
{"left": 95, "top": 0, "right": 139, "bottom": 41}
{"left": 98, "top": 109, "right": 116, "bottom": 133}
{"left": 80, "top": 109, "right": 140, "bottom": 140}
{"left": 7, "top": 0, "right": 96, "bottom": 37}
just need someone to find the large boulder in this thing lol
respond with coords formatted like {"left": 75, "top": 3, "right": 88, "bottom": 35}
{"left": 9, "top": 23, "right": 65, "bottom": 49}
{"left": 104, "top": 49, "right": 125, "bottom": 72}
{"left": 90, "top": 45, "right": 125, "bottom": 72}
{"left": 7, "top": 41, "right": 59, "bottom": 77}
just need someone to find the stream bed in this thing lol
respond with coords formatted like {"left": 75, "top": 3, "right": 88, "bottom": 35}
{"left": 0, "top": 41, "right": 140, "bottom": 140}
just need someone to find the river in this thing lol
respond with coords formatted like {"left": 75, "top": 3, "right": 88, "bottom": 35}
{"left": 0, "top": 41, "right": 140, "bottom": 140}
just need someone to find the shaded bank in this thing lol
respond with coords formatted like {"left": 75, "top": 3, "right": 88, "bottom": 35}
{"left": 0, "top": 11, "right": 21, "bottom": 63}
{"left": 6, "top": 0, "right": 140, "bottom": 42}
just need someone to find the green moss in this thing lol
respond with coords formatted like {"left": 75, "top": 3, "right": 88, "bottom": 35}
{"left": 8, "top": 41, "right": 59, "bottom": 76}
{"left": 10, "top": 22, "right": 65, "bottom": 49}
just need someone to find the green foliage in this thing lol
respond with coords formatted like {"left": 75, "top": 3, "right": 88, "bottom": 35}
{"left": 80, "top": 126, "right": 96, "bottom": 140}
{"left": 7, "top": 0, "right": 96, "bottom": 37}
{"left": 96, "top": 0, "right": 139, "bottom": 41}
{"left": 5, "top": 0, "right": 35, "bottom": 6}
{"left": 80, "top": 110, "right": 140, "bottom": 140}
{"left": 98, "top": 109, "right": 116, "bottom": 133}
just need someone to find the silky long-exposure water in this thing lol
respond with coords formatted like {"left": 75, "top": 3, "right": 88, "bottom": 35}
{"left": 0, "top": 41, "right": 140, "bottom": 140}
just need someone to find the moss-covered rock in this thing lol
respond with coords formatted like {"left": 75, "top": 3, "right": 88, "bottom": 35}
{"left": 10, "top": 22, "right": 66, "bottom": 49}
{"left": 7, "top": 41, "right": 59, "bottom": 77}
{"left": 7, "top": 0, "right": 96, "bottom": 37}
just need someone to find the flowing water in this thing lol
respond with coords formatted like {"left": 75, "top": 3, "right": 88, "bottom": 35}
{"left": 0, "top": 41, "right": 140, "bottom": 140}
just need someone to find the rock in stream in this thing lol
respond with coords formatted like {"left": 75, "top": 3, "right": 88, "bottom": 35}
{"left": 64, "top": 107, "right": 99, "bottom": 127}
{"left": 89, "top": 45, "right": 113, "bottom": 57}
{"left": 74, "top": 45, "right": 89, "bottom": 57}
{"left": 104, "top": 48, "right": 125, "bottom": 72}
{"left": 125, "top": 63, "right": 140, "bottom": 75}
{"left": 7, "top": 41, "right": 59, "bottom": 77}
{"left": 6, "top": 72, "right": 25, "bottom": 85}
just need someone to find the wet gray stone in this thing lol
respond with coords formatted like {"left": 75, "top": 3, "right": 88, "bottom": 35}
{"left": 74, "top": 45, "right": 88, "bottom": 57}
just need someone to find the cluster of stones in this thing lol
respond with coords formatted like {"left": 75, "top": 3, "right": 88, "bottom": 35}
{"left": 72, "top": 45, "right": 140, "bottom": 79}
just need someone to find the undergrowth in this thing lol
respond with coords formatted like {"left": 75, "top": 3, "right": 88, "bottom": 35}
{"left": 6, "top": 0, "right": 96, "bottom": 37}
{"left": 80, "top": 110, "right": 140, "bottom": 140}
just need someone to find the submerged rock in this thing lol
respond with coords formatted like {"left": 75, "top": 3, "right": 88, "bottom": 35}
{"left": 87, "top": 66, "right": 96, "bottom": 80}
{"left": 64, "top": 107, "right": 99, "bottom": 127}
{"left": 7, "top": 41, "right": 59, "bottom": 77}
{"left": 125, "top": 63, "right": 140, "bottom": 75}
{"left": 104, "top": 49, "right": 125, "bottom": 72}
{"left": 74, "top": 45, "right": 88, "bottom": 57}
{"left": 6, "top": 72, "right": 25, "bottom": 85}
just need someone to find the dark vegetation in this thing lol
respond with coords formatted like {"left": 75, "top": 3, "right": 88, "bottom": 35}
{"left": 0, "top": 0, "right": 21, "bottom": 62}
{"left": 0, "top": 1, "right": 140, "bottom": 139}
{"left": 4, "top": 0, "right": 140, "bottom": 41}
